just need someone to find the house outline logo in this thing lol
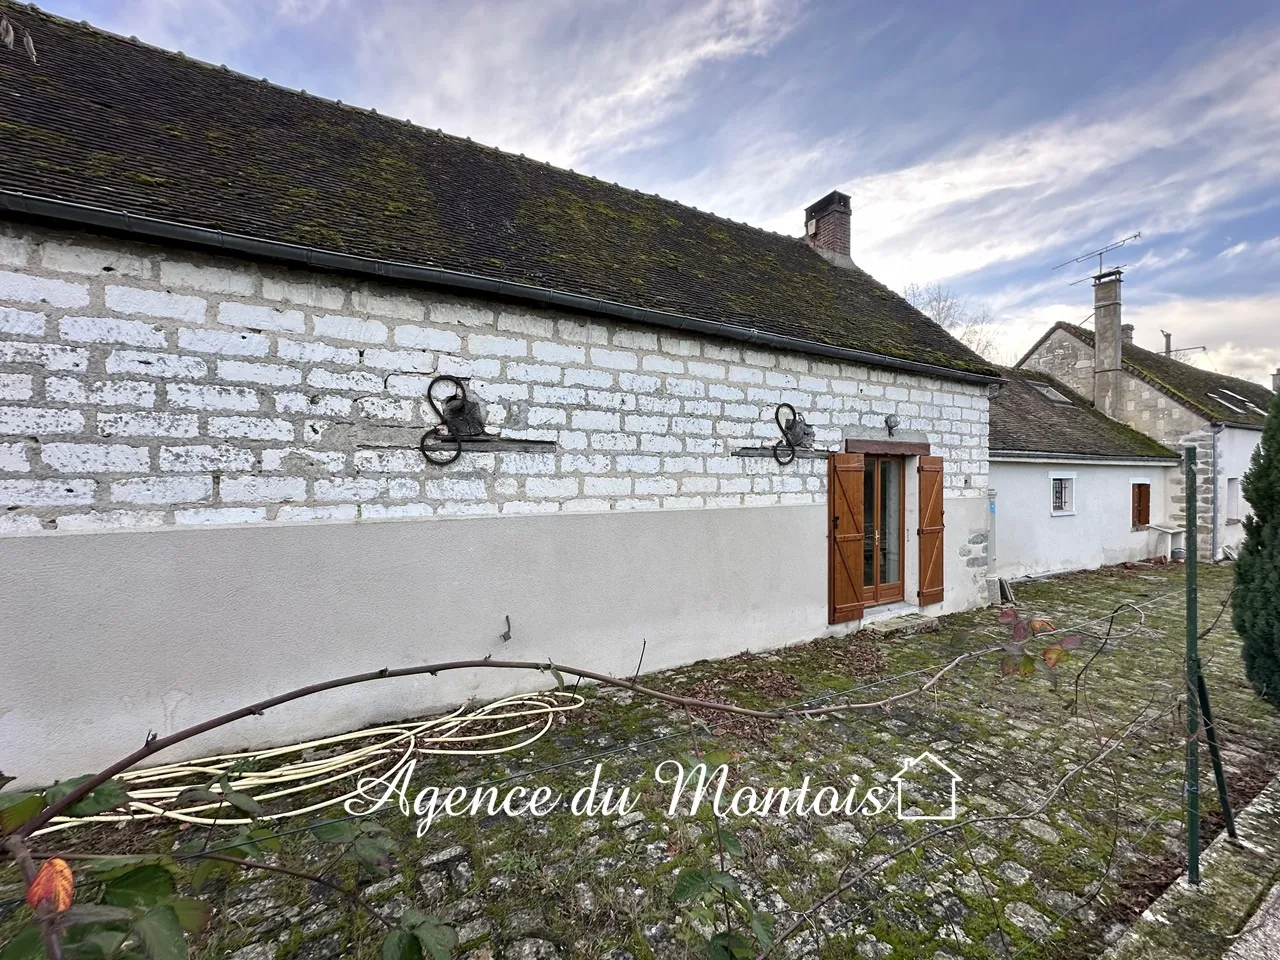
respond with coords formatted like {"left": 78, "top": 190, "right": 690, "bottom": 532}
{"left": 890, "top": 751, "right": 962, "bottom": 821}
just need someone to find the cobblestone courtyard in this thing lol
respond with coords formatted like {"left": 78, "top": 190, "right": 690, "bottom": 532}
{"left": 4, "top": 562, "right": 1278, "bottom": 959}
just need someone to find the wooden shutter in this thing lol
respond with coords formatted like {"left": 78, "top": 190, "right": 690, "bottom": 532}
{"left": 1132, "top": 483, "right": 1150, "bottom": 527}
{"left": 917, "top": 456, "right": 945, "bottom": 607}
{"left": 828, "top": 453, "right": 865, "bottom": 624}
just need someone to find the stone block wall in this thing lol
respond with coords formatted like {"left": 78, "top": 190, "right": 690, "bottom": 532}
{"left": 1022, "top": 327, "right": 1214, "bottom": 554}
{"left": 0, "top": 222, "right": 990, "bottom": 535}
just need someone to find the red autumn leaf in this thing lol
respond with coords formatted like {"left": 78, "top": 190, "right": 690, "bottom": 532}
{"left": 997, "top": 608, "right": 1021, "bottom": 625}
{"left": 26, "top": 857, "right": 73, "bottom": 913}
{"left": 1058, "top": 634, "right": 1083, "bottom": 649}
{"left": 1041, "top": 645, "right": 1067, "bottom": 668}
{"left": 1028, "top": 618, "right": 1056, "bottom": 635}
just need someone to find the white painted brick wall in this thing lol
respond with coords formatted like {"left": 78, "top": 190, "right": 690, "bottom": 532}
{"left": 0, "top": 221, "right": 990, "bottom": 534}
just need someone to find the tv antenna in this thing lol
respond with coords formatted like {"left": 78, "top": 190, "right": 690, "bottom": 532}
{"left": 1053, "top": 232, "right": 1141, "bottom": 284}
{"left": 1160, "top": 329, "right": 1206, "bottom": 359}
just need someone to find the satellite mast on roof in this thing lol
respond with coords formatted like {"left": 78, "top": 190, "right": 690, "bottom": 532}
{"left": 1053, "top": 232, "right": 1142, "bottom": 285}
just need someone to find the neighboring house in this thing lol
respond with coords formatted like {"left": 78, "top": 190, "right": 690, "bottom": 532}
{"left": 1019, "top": 269, "right": 1275, "bottom": 560}
{"left": 0, "top": 7, "right": 1001, "bottom": 783}
{"left": 988, "top": 368, "right": 1181, "bottom": 580}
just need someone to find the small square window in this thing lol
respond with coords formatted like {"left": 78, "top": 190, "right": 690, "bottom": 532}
{"left": 1052, "top": 477, "right": 1074, "bottom": 514}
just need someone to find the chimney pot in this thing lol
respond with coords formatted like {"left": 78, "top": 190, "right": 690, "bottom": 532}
{"left": 1121, "top": 323, "right": 1134, "bottom": 344}
{"left": 804, "top": 190, "right": 851, "bottom": 258}
{"left": 1273, "top": 368, "right": 1280, "bottom": 393}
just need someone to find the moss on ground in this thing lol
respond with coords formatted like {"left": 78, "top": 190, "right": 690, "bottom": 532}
{"left": 2, "top": 564, "right": 1277, "bottom": 959}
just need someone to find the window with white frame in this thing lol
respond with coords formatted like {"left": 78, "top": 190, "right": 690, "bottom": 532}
{"left": 1050, "top": 473, "right": 1075, "bottom": 515}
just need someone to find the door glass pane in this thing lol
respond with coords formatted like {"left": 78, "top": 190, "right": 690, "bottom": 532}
{"left": 863, "top": 461, "right": 876, "bottom": 588}
{"left": 880, "top": 459, "right": 902, "bottom": 585}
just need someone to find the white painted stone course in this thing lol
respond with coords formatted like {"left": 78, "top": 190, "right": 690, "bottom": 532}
{"left": 105, "top": 287, "right": 206, "bottom": 324}
{"left": 0, "top": 308, "right": 45, "bottom": 337}
{"left": 0, "top": 222, "right": 989, "bottom": 534}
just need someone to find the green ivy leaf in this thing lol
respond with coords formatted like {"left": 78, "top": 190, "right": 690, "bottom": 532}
{"left": 715, "top": 828, "right": 743, "bottom": 859}
{"left": 707, "top": 871, "right": 744, "bottom": 900}
{"left": 407, "top": 916, "right": 457, "bottom": 960}
{"left": 749, "top": 911, "right": 775, "bottom": 949}
{"left": 44, "top": 776, "right": 132, "bottom": 817}
{"left": 246, "top": 827, "right": 282, "bottom": 853}
{"left": 707, "top": 931, "right": 754, "bottom": 960}
{"left": 0, "top": 791, "right": 46, "bottom": 834}
{"left": 217, "top": 776, "right": 263, "bottom": 819}
{"left": 701, "top": 751, "right": 733, "bottom": 768}
{"left": 61, "top": 904, "right": 136, "bottom": 927}
{"left": 133, "top": 904, "right": 186, "bottom": 960}
{"left": 310, "top": 820, "right": 358, "bottom": 844}
{"left": 66, "top": 929, "right": 130, "bottom": 960}
{"left": 672, "top": 867, "right": 711, "bottom": 902}
{"left": 353, "top": 834, "right": 397, "bottom": 874}
{"left": 381, "top": 930, "right": 422, "bottom": 960}
{"left": 164, "top": 898, "right": 211, "bottom": 934}
{"left": 81, "top": 856, "right": 174, "bottom": 878}
{"left": 0, "top": 924, "right": 44, "bottom": 960}
{"left": 102, "top": 865, "right": 176, "bottom": 909}
{"left": 189, "top": 859, "right": 232, "bottom": 894}
{"left": 173, "top": 788, "right": 221, "bottom": 808}
{"left": 549, "top": 667, "right": 566, "bottom": 691}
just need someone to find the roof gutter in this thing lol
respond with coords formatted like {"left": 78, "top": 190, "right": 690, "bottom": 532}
{"left": 990, "top": 450, "right": 1182, "bottom": 464}
{"left": 0, "top": 190, "right": 1002, "bottom": 387}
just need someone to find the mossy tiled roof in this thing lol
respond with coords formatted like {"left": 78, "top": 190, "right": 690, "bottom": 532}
{"left": 990, "top": 367, "right": 1180, "bottom": 461}
{"left": 1032, "top": 323, "right": 1273, "bottom": 428}
{"left": 0, "top": 3, "right": 998, "bottom": 380}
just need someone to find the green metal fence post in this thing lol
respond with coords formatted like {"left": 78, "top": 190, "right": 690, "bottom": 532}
{"left": 1185, "top": 445, "right": 1201, "bottom": 884}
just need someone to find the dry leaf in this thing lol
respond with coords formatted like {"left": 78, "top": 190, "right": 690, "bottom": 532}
{"left": 25, "top": 857, "right": 73, "bottom": 913}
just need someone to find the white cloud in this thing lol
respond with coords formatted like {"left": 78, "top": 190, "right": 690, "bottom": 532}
{"left": 998, "top": 293, "right": 1280, "bottom": 385}
{"left": 635, "top": 25, "right": 1280, "bottom": 294}
{"left": 57, "top": 0, "right": 344, "bottom": 64}
{"left": 1219, "top": 241, "right": 1249, "bottom": 258}
{"left": 349, "top": 0, "right": 804, "bottom": 170}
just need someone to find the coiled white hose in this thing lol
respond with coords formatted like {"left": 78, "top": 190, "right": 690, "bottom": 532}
{"left": 34, "top": 690, "right": 585, "bottom": 837}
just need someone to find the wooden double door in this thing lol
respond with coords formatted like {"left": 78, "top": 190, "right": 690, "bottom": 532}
{"left": 828, "top": 452, "right": 945, "bottom": 624}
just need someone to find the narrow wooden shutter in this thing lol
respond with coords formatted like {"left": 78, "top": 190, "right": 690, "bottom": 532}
{"left": 917, "top": 456, "right": 945, "bottom": 607}
{"left": 1132, "top": 483, "right": 1150, "bottom": 526}
{"left": 828, "top": 453, "right": 865, "bottom": 624}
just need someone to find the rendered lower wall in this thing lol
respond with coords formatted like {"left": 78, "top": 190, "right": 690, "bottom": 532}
{"left": 1, "top": 496, "right": 987, "bottom": 787}
{"left": 989, "top": 459, "right": 1174, "bottom": 579}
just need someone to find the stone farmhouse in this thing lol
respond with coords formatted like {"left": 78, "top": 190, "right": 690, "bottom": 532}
{"left": 1019, "top": 270, "right": 1276, "bottom": 560}
{"left": 0, "top": 7, "right": 1004, "bottom": 783}
{"left": 987, "top": 367, "right": 1181, "bottom": 580}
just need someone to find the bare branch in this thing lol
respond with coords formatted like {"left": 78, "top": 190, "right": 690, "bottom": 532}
{"left": 2, "top": 835, "right": 65, "bottom": 960}
{"left": 200, "top": 853, "right": 394, "bottom": 930}
{"left": 12, "top": 647, "right": 1009, "bottom": 837}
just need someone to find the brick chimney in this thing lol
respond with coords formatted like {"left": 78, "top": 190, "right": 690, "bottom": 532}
{"left": 1121, "top": 323, "right": 1134, "bottom": 344}
{"left": 1093, "top": 268, "right": 1124, "bottom": 418}
{"left": 805, "top": 191, "right": 851, "bottom": 257}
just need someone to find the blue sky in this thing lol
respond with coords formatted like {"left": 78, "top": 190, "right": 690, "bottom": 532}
{"left": 39, "top": 0, "right": 1280, "bottom": 383}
